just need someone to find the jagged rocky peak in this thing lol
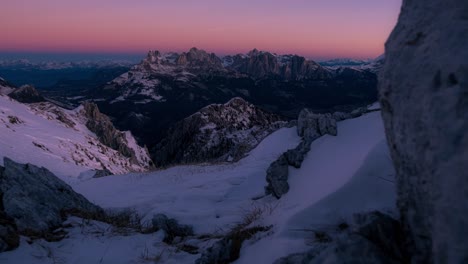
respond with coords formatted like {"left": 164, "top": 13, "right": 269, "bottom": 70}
{"left": 140, "top": 47, "right": 224, "bottom": 72}
{"left": 153, "top": 97, "right": 287, "bottom": 167}
{"left": 175, "top": 47, "right": 225, "bottom": 72}
{"left": 145, "top": 50, "right": 162, "bottom": 63}
{"left": 227, "top": 48, "right": 331, "bottom": 80}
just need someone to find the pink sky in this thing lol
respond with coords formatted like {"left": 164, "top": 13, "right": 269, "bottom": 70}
{"left": 0, "top": 0, "right": 402, "bottom": 59}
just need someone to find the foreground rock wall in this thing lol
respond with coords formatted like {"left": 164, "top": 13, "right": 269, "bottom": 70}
{"left": 379, "top": 0, "right": 468, "bottom": 262}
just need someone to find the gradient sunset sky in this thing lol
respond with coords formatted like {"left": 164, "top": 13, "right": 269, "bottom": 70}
{"left": 1, "top": 0, "right": 402, "bottom": 60}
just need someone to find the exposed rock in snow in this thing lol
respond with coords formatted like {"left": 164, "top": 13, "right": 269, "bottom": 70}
{"left": 265, "top": 154, "right": 290, "bottom": 198}
{"left": 297, "top": 109, "right": 337, "bottom": 141}
{"left": 0, "top": 211, "right": 19, "bottom": 253}
{"left": 0, "top": 158, "right": 103, "bottom": 235}
{"left": 266, "top": 110, "right": 339, "bottom": 198}
{"left": 153, "top": 97, "right": 286, "bottom": 167}
{"left": 8, "top": 85, "right": 45, "bottom": 103}
{"left": 151, "top": 214, "right": 194, "bottom": 243}
{"left": 379, "top": 0, "right": 468, "bottom": 262}
{"left": 92, "top": 168, "right": 113, "bottom": 178}
{"left": 275, "top": 212, "right": 406, "bottom": 264}
{"left": 196, "top": 226, "right": 271, "bottom": 264}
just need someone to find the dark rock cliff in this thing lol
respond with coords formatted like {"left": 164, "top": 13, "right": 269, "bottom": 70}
{"left": 379, "top": 0, "right": 468, "bottom": 262}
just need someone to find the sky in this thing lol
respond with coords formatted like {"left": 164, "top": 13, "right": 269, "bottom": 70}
{"left": 0, "top": 0, "right": 402, "bottom": 60}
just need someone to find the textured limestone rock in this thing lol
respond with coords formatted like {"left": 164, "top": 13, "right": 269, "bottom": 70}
{"left": 297, "top": 109, "right": 337, "bottom": 141}
{"left": 379, "top": 0, "right": 468, "bottom": 262}
{"left": 82, "top": 102, "right": 138, "bottom": 162}
{"left": 0, "top": 158, "right": 103, "bottom": 235}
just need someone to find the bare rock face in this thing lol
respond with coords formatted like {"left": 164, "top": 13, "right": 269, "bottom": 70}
{"left": 82, "top": 102, "right": 143, "bottom": 165}
{"left": 0, "top": 158, "right": 103, "bottom": 235}
{"left": 228, "top": 49, "right": 331, "bottom": 80}
{"left": 379, "top": 0, "right": 468, "bottom": 262}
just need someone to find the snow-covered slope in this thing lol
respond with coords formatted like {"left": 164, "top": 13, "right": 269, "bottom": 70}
{"left": 0, "top": 95, "right": 151, "bottom": 180}
{"left": 0, "top": 110, "right": 395, "bottom": 263}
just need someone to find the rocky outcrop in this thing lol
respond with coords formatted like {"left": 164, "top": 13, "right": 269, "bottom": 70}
{"left": 275, "top": 212, "right": 408, "bottom": 264}
{"left": 0, "top": 211, "right": 19, "bottom": 253}
{"left": 379, "top": 0, "right": 468, "bottom": 262}
{"left": 153, "top": 97, "right": 286, "bottom": 167}
{"left": 266, "top": 110, "right": 337, "bottom": 198}
{"left": 297, "top": 109, "right": 337, "bottom": 140}
{"left": 8, "top": 85, "right": 45, "bottom": 103}
{"left": 0, "top": 158, "right": 103, "bottom": 235}
{"left": 82, "top": 102, "right": 150, "bottom": 167}
{"left": 265, "top": 155, "right": 290, "bottom": 198}
{"left": 151, "top": 214, "right": 194, "bottom": 243}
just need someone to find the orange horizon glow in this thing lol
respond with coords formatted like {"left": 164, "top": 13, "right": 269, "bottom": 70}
{"left": 0, "top": 0, "right": 402, "bottom": 59}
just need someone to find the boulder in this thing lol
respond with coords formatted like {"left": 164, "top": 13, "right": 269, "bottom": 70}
{"left": 151, "top": 214, "right": 194, "bottom": 243}
{"left": 379, "top": 0, "right": 468, "bottom": 262}
{"left": 93, "top": 168, "right": 113, "bottom": 178}
{"left": 0, "top": 158, "right": 103, "bottom": 235}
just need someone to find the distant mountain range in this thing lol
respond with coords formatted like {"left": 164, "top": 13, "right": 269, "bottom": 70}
{"left": 0, "top": 48, "right": 380, "bottom": 158}
{"left": 85, "top": 48, "right": 378, "bottom": 150}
